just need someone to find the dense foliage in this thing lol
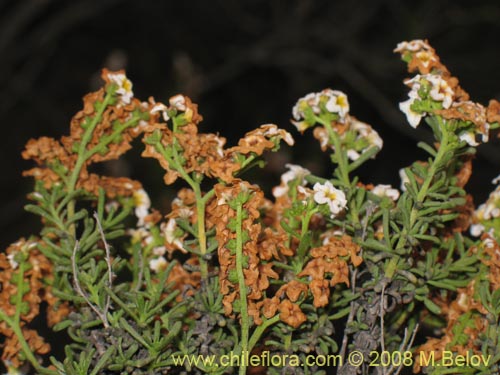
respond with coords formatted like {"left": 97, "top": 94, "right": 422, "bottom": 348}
{"left": 2, "top": 40, "right": 500, "bottom": 375}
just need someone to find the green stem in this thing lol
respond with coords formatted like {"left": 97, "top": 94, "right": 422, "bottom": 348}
{"left": 239, "top": 154, "right": 258, "bottom": 171}
{"left": 411, "top": 129, "right": 449, "bottom": 227}
{"left": 297, "top": 206, "right": 318, "bottom": 260}
{"left": 84, "top": 114, "right": 141, "bottom": 160}
{"left": 194, "top": 185, "right": 209, "bottom": 280}
{"left": 248, "top": 315, "right": 280, "bottom": 351}
{"left": 316, "top": 116, "right": 360, "bottom": 226}
{"left": 235, "top": 203, "right": 249, "bottom": 375}
{"left": 0, "top": 311, "right": 45, "bottom": 373}
{"left": 282, "top": 184, "right": 299, "bottom": 249}
{"left": 327, "top": 127, "right": 350, "bottom": 187}
{"left": 395, "top": 123, "right": 450, "bottom": 252}
{"left": 170, "top": 145, "right": 209, "bottom": 280}
{"left": 14, "top": 261, "right": 26, "bottom": 324}
{"left": 0, "top": 262, "right": 56, "bottom": 374}
{"left": 67, "top": 92, "right": 113, "bottom": 236}
{"left": 154, "top": 140, "right": 210, "bottom": 280}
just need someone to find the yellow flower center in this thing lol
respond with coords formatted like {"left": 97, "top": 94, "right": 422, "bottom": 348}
{"left": 122, "top": 78, "right": 132, "bottom": 92}
{"left": 416, "top": 51, "right": 431, "bottom": 63}
{"left": 326, "top": 190, "right": 337, "bottom": 201}
{"left": 337, "top": 96, "right": 347, "bottom": 108}
{"left": 133, "top": 191, "right": 144, "bottom": 206}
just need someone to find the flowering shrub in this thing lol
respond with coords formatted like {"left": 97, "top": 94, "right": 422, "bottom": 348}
{"left": 2, "top": 39, "right": 500, "bottom": 375}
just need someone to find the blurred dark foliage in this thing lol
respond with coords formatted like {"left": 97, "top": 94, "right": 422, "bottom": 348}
{"left": 1, "top": 0, "right": 500, "bottom": 249}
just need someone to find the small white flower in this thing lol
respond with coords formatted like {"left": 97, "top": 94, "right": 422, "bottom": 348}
{"left": 399, "top": 97, "right": 423, "bottom": 128}
{"left": 178, "top": 207, "right": 193, "bottom": 219}
{"left": 7, "top": 252, "right": 18, "bottom": 269}
{"left": 399, "top": 168, "right": 410, "bottom": 191}
{"left": 296, "top": 185, "right": 312, "bottom": 199}
{"left": 128, "top": 227, "right": 149, "bottom": 242}
{"left": 427, "top": 75, "right": 453, "bottom": 109}
{"left": 291, "top": 120, "right": 310, "bottom": 133}
{"left": 261, "top": 124, "right": 279, "bottom": 136}
{"left": 151, "top": 102, "right": 170, "bottom": 121}
{"left": 346, "top": 149, "right": 360, "bottom": 161}
{"left": 261, "top": 124, "right": 295, "bottom": 146}
{"left": 152, "top": 246, "right": 166, "bottom": 256}
{"left": 481, "top": 122, "right": 490, "bottom": 143}
{"left": 314, "top": 127, "right": 329, "bottom": 149}
{"left": 475, "top": 188, "right": 500, "bottom": 225}
{"left": 133, "top": 189, "right": 151, "bottom": 227}
{"left": 169, "top": 94, "right": 186, "bottom": 111}
{"left": 448, "top": 102, "right": 489, "bottom": 146}
{"left": 272, "top": 164, "right": 311, "bottom": 198}
{"left": 485, "top": 203, "right": 500, "bottom": 220}
{"left": 292, "top": 93, "right": 320, "bottom": 121}
{"left": 162, "top": 218, "right": 186, "bottom": 252}
{"left": 149, "top": 256, "right": 167, "bottom": 273}
{"left": 366, "top": 129, "right": 383, "bottom": 150}
{"left": 372, "top": 184, "right": 400, "bottom": 201}
{"left": 105, "top": 201, "right": 119, "bottom": 213}
{"left": 483, "top": 237, "right": 495, "bottom": 249}
{"left": 292, "top": 89, "right": 350, "bottom": 123}
{"left": 400, "top": 74, "right": 454, "bottom": 128}
{"left": 144, "top": 235, "right": 154, "bottom": 246}
{"left": 350, "top": 119, "right": 383, "bottom": 157}
{"left": 404, "top": 76, "right": 423, "bottom": 96}
{"left": 313, "top": 181, "right": 347, "bottom": 217}
{"left": 321, "top": 230, "right": 345, "bottom": 245}
{"left": 164, "top": 218, "right": 178, "bottom": 244}
{"left": 323, "top": 89, "right": 350, "bottom": 121}
{"left": 282, "top": 132, "right": 294, "bottom": 146}
{"left": 217, "top": 191, "right": 232, "bottom": 206}
{"left": 459, "top": 131, "right": 478, "bottom": 146}
{"left": 492, "top": 174, "right": 500, "bottom": 185}
{"left": 108, "top": 72, "right": 133, "bottom": 104}
{"left": 215, "top": 137, "right": 225, "bottom": 157}
{"left": 272, "top": 185, "right": 288, "bottom": 199}
{"left": 470, "top": 223, "right": 484, "bottom": 237}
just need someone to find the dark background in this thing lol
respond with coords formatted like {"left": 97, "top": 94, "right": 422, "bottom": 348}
{"left": 2, "top": 0, "right": 500, "bottom": 249}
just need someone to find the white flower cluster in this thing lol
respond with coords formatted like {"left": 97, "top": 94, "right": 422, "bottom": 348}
{"left": 148, "top": 218, "right": 188, "bottom": 273}
{"left": 313, "top": 118, "right": 383, "bottom": 161}
{"left": 470, "top": 182, "right": 500, "bottom": 237}
{"left": 346, "top": 119, "right": 383, "bottom": 161}
{"left": 107, "top": 72, "right": 133, "bottom": 105}
{"left": 399, "top": 74, "right": 454, "bottom": 128}
{"left": 6, "top": 240, "right": 37, "bottom": 270}
{"left": 292, "top": 89, "right": 350, "bottom": 131}
{"left": 458, "top": 126, "right": 489, "bottom": 147}
{"left": 151, "top": 102, "right": 169, "bottom": 121}
{"left": 162, "top": 218, "right": 187, "bottom": 252}
{"left": 133, "top": 189, "right": 151, "bottom": 227}
{"left": 273, "top": 164, "right": 311, "bottom": 198}
{"left": 261, "top": 124, "right": 295, "bottom": 146}
{"left": 395, "top": 40, "right": 437, "bottom": 69}
{"left": 313, "top": 181, "right": 347, "bottom": 218}
{"left": 150, "top": 94, "right": 189, "bottom": 122}
{"left": 372, "top": 184, "right": 400, "bottom": 201}
{"left": 394, "top": 39, "right": 432, "bottom": 53}
{"left": 453, "top": 101, "right": 490, "bottom": 146}
{"left": 129, "top": 188, "right": 187, "bottom": 273}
